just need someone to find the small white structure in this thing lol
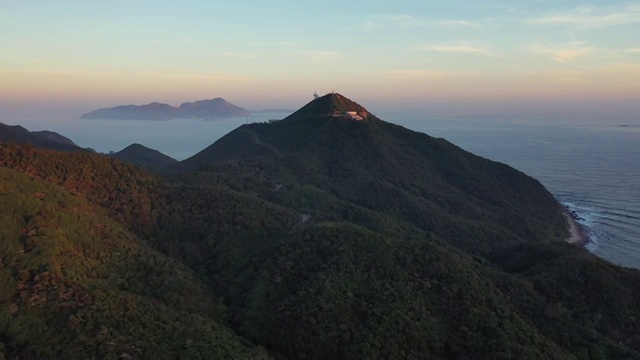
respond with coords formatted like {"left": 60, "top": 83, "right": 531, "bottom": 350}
{"left": 343, "top": 111, "right": 363, "bottom": 121}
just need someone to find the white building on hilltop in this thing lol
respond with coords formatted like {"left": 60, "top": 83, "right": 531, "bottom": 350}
{"left": 343, "top": 111, "right": 363, "bottom": 121}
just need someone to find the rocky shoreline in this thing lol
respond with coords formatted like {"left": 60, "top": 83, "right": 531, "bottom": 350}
{"left": 563, "top": 206, "right": 589, "bottom": 246}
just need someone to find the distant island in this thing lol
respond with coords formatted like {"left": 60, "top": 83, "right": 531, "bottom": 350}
{"left": 81, "top": 97, "right": 251, "bottom": 120}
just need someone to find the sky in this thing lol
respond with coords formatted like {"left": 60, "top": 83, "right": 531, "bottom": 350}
{"left": 1, "top": 0, "right": 640, "bottom": 116}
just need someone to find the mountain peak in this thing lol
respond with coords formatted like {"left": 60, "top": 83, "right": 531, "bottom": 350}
{"left": 111, "top": 143, "right": 177, "bottom": 169}
{"left": 0, "top": 122, "right": 86, "bottom": 152}
{"left": 284, "top": 92, "right": 373, "bottom": 121}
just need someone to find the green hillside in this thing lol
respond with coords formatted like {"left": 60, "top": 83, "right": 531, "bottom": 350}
{"left": 173, "top": 94, "right": 566, "bottom": 256}
{"left": 0, "top": 153, "right": 268, "bottom": 359}
{"left": 160, "top": 94, "right": 640, "bottom": 358}
{"left": 0, "top": 122, "right": 89, "bottom": 153}
{"left": 0, "top": 142, "right": 162, "bottom": 236}
{"left": 1, "top": 93, "right": 639, "bottom": 359}
{"left": 110, "top": 143, "right": 178, "bottom": 170}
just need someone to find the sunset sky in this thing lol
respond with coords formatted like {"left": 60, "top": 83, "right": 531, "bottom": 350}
{"left": 2, "top": 1, "right": 640, "bottom": 114}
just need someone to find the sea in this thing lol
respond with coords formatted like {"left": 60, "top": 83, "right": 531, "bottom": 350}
{"left": 5, "top": 111, "right": 640, "bottom": 269}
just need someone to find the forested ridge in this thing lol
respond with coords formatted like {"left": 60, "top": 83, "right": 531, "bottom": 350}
{"left": 1, "top": 93, "right": 639, "bottom": 359}
{"left": 0, "top": 165, "right": 269, "bottom": 359}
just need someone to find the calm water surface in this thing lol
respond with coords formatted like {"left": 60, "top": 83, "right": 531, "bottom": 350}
{"left": 386, "top": 113, "right": 640, "bottom": 269}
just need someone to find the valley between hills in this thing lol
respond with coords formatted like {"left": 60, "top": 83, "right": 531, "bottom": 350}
{"left": 1, "top": 93, "right": 639, "bottom": 359}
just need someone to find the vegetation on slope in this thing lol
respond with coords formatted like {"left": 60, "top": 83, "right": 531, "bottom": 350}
{"left": 173, "top": 107, "right": 566, "bottom": 256}
{"left": 0, "top": 142, "right": 162, "bottom": 235}
{"left": 0, "top": 166, "right": 269, "bottom": 359}
{"left": 158, "top": 94, "right": 639, "bottom": 359}
{"left": 1, "top": 93, "right": 639, "bottom": 359}
{"left": 159, "top": 169, "right": 640, "bottom": 359}
{"left": 0, "top": 122, "right": 88, "bottom": 153}
{"left": 110, "top": 143, "right": 178, "bottom": 170}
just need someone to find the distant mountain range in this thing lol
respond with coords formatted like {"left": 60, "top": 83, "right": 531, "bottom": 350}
{"left": 81, "top": 98, "right": 251, "bottom": 120}
{"left": 0, "top": 122, "right": 91, "bottom": 152}
{"left": 0, "top": 122, "right": 175, "bottom": 169}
